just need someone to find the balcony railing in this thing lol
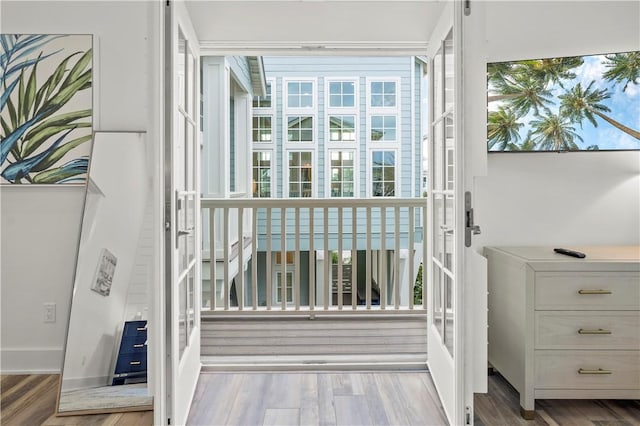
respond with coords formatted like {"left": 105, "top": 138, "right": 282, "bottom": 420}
{"left": 201, "top": 198, "right": 427, "bottom": 314}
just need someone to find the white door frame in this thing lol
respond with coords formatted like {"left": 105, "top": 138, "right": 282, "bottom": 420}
{"left": 149, "top": 3, "right": 488, "bottom": 425}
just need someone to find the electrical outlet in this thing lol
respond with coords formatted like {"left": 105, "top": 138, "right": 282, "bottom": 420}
{"left": 44, "top": 303, "right": 56, "bottom": 323}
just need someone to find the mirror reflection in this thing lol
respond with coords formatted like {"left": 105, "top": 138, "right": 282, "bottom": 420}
{"left": 58, "top": 131, "right": 153, "bottom": 414}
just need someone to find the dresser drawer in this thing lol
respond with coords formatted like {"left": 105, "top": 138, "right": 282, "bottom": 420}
{"left": 535, "top": 272, "right": 640, "bottom": 310}
{"left": 123, "top": 320, "right": 147, "bottom": 337}
{"left": 118, "top": 336, "right": 147, "bottom": 355}
{"left": 115, "top": 353, "right": 147, "bottom": 373}
{"left": 535, "top": 311, "right": 640, "bottom": 349}
{"left": 535, "top": 350, "right": 640, "bottom": 389}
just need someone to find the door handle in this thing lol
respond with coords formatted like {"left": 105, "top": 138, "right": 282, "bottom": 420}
{"left": 177, "top": 229, "right": 191, "bottom": 237}
{"left": 465, "top": 191, "right": 481, "bottom": 247}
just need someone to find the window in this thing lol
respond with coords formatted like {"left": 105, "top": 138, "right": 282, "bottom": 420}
{"left": 287, "top": 116, "right": 313, "bottom": 142}
{"left": 253, "top": 81, "right": 272, "bottom": 108}
{"left": 275, "top": 271, "right": 294, "bottom": 304}
{"left": 252, "top": 116, "right": 272, "bottom": 143}
{"left": 287, "top": 81, "right": 314, "bottom": 108}
{"left": 370, "top": 80, "right": 397, "bottom": 107}
{"left": 252, "top": 152, "right": 272, "bottom": 197}
{"left": 329, "top": 81, "right": 356, "bottom": 108}
{"left": 274, "top": 251, "right": 295, "bottom": 305}
{"left": 288, "top": 151, "right": 313, "bottom": 197}
{"left": 370, "top": 115, "right": 397, "bottom": 141}
{"left": 330, "top": 151, "right": 355, "bottom": 197}
{"left": 329, "top": 115, "right": 356, "bottom": 142}
{"left": 372, "top": 150, "right": 396, "bottom": 197}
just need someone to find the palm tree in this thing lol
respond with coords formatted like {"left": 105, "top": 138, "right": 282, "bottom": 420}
{"left": 488, "top": 107, "right": 523, "bottom": 150}
{"left": 559, "top": 81, "right": 640, "bottom": 140}
{"left": 487, "top": 73, "right": 554, "bottom": 116}
{"left": 530, "top": 112, "right": 583, "bottom": 151}
{"left": 507, "top": 132, "right": 538, "bottom": 151}
{"left": 603, "top": 52, "right": 640, "bottom": 92}
{"left": 522, "top": 56, "right": 584, "bottom": 88}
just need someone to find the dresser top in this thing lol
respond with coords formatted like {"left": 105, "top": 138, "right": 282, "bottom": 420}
{"left": 485, "top": 246, "right": 640, "bottom": 271}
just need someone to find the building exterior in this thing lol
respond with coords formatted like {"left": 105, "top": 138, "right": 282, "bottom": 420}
{"left": 251, "top": 56, "right": 424, "bottom": 201}
{"left": 243, "top": 56, "right": 426, "bottom": 308}
{"left": 200, "top": 56, "right": 426, "bottom": 310}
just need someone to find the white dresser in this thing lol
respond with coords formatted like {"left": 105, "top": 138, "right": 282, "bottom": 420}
{"left": 484, "top": 246, "right": 640, "bottom": 419}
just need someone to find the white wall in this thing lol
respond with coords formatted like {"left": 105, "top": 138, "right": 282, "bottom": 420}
{"left": 0, "top": 1, "right": 154, "bottom": 373}
{"left": 475, "top": 1, "right": 640, "bottom": 248}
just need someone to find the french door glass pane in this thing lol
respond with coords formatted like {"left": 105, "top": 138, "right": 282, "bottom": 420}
{"left": 444, "top": 31, "right": 454, "bottom": 110}
{"left": 433, "top": 47, "right": 443, "bottom": 118}
{"left": 179, "top": 277, "right": 187, "bottom": 358}
{"left": 188, "top": 268, "right": 195, "bottom": 334}
{"left": 433, "top": 264, "right": 443, "bottom": 333}
{"left": 444, "top": 272, "right": 454, "bottom": 356}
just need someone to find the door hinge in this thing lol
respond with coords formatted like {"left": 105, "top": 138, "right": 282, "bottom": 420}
{"left": 464, "top": 0, "right": 471, "bottom": 16}
{"left": 167, "top": 418, "right": 171, "bottom": 425}
{"left": 465, "top": 191, "right": 481, "bottom": 247}
{"left": 466, "top": 406, "right": 472, "bottom": 424}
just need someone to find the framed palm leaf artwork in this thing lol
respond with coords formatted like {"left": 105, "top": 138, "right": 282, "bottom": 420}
{"left": 487, "top": 50, "right": 639, "bottom": 152}
{"left": 1, "top": 34, "right": 92, "bottom": 183}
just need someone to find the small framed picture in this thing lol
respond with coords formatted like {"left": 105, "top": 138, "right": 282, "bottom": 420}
{"left": 92, "top": 248, "right": 117, "bottom": 296}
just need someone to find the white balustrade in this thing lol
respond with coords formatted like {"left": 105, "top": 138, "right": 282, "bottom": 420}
{"left": 201, "top": 198, "right": 426, "bottom": 314}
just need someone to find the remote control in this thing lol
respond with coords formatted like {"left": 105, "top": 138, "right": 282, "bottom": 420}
{"left": 554, "top": 248, "right": 586, "bottom": 258}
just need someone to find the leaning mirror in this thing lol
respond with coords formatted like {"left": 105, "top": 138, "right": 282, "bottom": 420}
{"left": 57, "top": 131, "right": 153, "bottom": 415}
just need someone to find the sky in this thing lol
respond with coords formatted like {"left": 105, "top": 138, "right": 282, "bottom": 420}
{"left": 489, "top": 52, "right": 640, "bottom": 151}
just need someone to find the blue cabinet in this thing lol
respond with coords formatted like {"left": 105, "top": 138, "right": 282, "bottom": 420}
{"left": 112, "top": 320, "right": 147, "bottom": 385}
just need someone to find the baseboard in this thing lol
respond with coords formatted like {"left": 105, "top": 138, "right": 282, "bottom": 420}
{"left": 0, "top": 347, "right": 63, "bottom": 374}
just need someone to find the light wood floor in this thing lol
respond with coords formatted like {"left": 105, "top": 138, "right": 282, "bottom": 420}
{"left": 474, "top": 372, "right": 640, "bottom": 426}
{"left": 187, "top": 371, "right": 448, "bottom": 426}
{"left": 0, "top": 375, "right": 153, "bottom": 426}
{"left": 3, "top": 373, "right": 639, "bottom": 425}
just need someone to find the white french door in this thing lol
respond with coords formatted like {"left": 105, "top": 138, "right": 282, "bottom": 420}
{"left": 164, "top": 1, "right": 201, "bottom": 425}
{"left": 426, "top": 1, "right": 487, "bottom": 425}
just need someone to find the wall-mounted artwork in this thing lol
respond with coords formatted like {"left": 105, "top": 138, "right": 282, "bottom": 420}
{"left": 0, "top": 34, "right": 92, "bottom": 183}
{"left": 92, "top": 248, "right": 117, "bottom": 297}
{"left": 488, "top": 51, "right": 640, "bottom": 152}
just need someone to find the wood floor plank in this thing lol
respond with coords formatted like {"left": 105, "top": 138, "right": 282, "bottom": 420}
{"left": 2, "top": 374, "right": 59, "bottom": 426}
{"left": 263, "top": 408, "right": 300, "bottom": 426}
{"left": 1, "top": 374, "right": 152, "bottom": 426}
{"left": 317, "top": 374, "right": 336, "bottom": 426}
{"left": 333, "top": 395, "right": 372, "bottom": 426}
{"left": 187, "top": 373, "right": 238, "bottom": 426}
{"left": 0, "top": 374, "right": 47, "bottom": 412}
{"left": 370, "top": 373, "right": 411, "bottom": 426}
{"left": 113, "top": 410, "right": 155, "bottom": 425}
{"left": 395, "top": 373, "right": 447, "bottom": 425}
{"left": 358, "top": 373, "right": 391, "bottom": 426}
{"left": 264, "top": 373, "right": 302, "bottom": 409}
{"left": 299, "top": 373, "right": 319, "bottom": 426}
{"left": 416, "top": 373, "right": 449, "bottom": 425}
{"left": 224, "top": 373, "right": 269, "bottom": 426}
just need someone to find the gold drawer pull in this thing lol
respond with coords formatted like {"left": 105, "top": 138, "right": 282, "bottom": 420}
{"left": 578, "top": 368, "right": 612, "bottom": 375}
{"left": 136, "top": 327, "right": 147, "bottom": 331}
{"left": 133, "top": 344, "right": 145, "bottom": 348}
{"left": 130, "top": 361, "right": 142, "bottom": 366}
{"left": 578, "top": 328, "right": 612, "bottom": 335}
{"left": 578, "top": 289, "right": 612, "bottom": 295}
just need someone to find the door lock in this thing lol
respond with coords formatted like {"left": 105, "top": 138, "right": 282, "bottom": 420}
{"left": 465, "top": 191, "right": 481, "bottom": 247}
